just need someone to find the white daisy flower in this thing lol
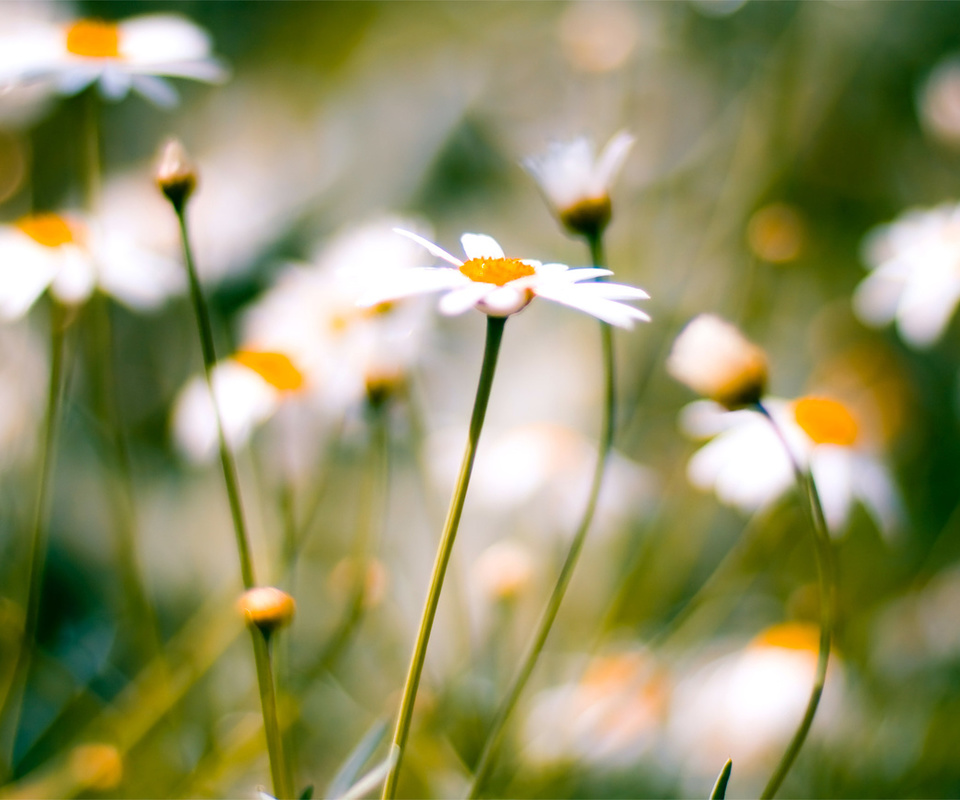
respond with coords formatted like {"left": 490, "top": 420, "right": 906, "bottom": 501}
{"left": 523, "top": 132, "right": 635, "bottom": 236}
{"left": 680, "top": 396, "right": 903, "bottom": 539}
{"left": 357, "top": 229, "right": 649, "bottom": 328}
{"left": 0, "top": 211, "right": 183, "bottom": 319}
{"left": 0, "top": 14, "right": 227, "bottom": 108}
{"left": 667, "top": 314, "right": 768, "bottom": 409}
{"left": 853, "top": 203, "right": 960, "bottom": 348}
{"left": 172, "top": 351, "right": 306, "bottom": 464}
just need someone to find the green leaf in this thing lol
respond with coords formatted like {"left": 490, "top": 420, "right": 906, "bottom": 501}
{"left": 298, "top": 785, "right": 314, "bottom": 800}
{"left": 326, "top": 718, "right": 389, "bottom": 799}
{"left": 710, "top": 759, "right": 733, "bottom": 800}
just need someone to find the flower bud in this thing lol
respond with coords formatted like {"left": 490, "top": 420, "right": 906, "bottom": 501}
{"left": 156, "top": 138, "right": 197, "bottom": 212}
{"left": 69, "top": 743, "right": 123, "bottom": 792}
{"left": 667, "top": 314, "right": 768, "bottom": 409}
{"left": 238, "top": 586, "right": 295, "bottom": 636}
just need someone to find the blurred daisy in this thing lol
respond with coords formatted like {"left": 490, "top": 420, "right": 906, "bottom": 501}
{"left": 667, "top": 314, "right": 768, "bottom": 409}
{"left": 172, "top": 351, "right": 305, "bottom": 463}
{"left": 523, "top": 650, "right": 668, "bottom": 766}
{"left": 854, "top": 203, "right": 960, "bottom": 348}
{"left": 668, "top": 623, "right": 841, "bottom": 790}
{"left": 523, "top": 131, "right": 635, "bottom": 236}
{"left": 0, "top": 14, "right": 227, "bottom": 107}
{"left": 358, "top": 230, "right": 649, "bottom": 328}
{"left": 0, "top": 211, "right": 183, "bottom": 319}
{"left": 680, "top": 396, "right": 903, "bottom": 539}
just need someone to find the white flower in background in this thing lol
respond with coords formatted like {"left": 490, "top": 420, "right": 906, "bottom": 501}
{"left": 523, "top": 131, "right": 635, "bottom": 235}
{"left": 0, "top": 211, "right": 183, "bottom": 319}
{"left": 919, "top": 58, "right": 960, "bottom": 149}
{"left": 473, "top": 539, "right": 536, "bottom": 603}
{"left": 668, "top": 623, "right": 840, "bottom": 791}
{"left": 0, "top": 14, "right": 227, "bottom": 107}
{"left": 358, "top": 230, "right": 649, "bottom": 328}
{"left": 523, "top": 651, "right": 668, "bottom": 766}
{"left": 854, "top": 203, "right": 960, "bottom": 348}
{"left": 680, "top": 396, "right": 903, "bottom": 539}
{"left": 667, "top": 314, "right": 768, "bottom": 409}
{"left": 0, "top": 321, "right": 47, "bottom": 471}
{"left": 172, "top": 351, "right": 305, "bottom": 463}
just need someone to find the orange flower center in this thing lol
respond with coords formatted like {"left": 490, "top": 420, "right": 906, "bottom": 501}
{"left": 234, "top": 351, "right": 304, "bottom": 392}
{"left": 794, "top": 396, "right": 858, "bottom": 446}
{"left": 15, "top": 213, "right": 77, "bottom": 248}
{"left": 459, "top": 257, "right": 535, "bottom": 286}
{"left": 65, "top": 20, "right": 121, "bottom": 58}
{"left": 752, "top": 622, "right": 820, "bottom": 653}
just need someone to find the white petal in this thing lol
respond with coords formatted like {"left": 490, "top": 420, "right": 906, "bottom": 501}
{"left": 852, "top": 454, "right": 903, "bottom": 542}
{"left": 556, "top": 267, "right": 614, "bottom": 283}
{"left": 49, "top": 248, "right": 96, "bottom": 305}
{"left": 356, "top": 266, "right": 465, "bottom": 307}
{"left": 570, "top": 281, "right": 650, "bottom": 301}
{"left": 438, "top": 282, "right": 494, "bottom": 315}
{"left": 129, "top": 74, "right": 179, "bottom": 107}
{"left": 97, "top": 68, "right": 132, "bottom": 101}
{"left": 119, "top": 15, "right": 215, "bottom": 65}
{"left": 895, "top": 264, "right": 960, "bottom": 347}
{"left": 96, "top": 235, "right": 184, "bottom": 310}
{"left": 55, "top": 67, "right": 99, "bottom": 96}
{"left": 476, "top": 286, "right": 530, "bottom": 316}
{"left": 533, "top": 282, "right": 648, "bottom": 328}
{"left": 0, "top": 232, "right": 57, "bottom": 319}
{"left": 393, "top": 228, "right": 462, "bottom": 266}
{"left": 852, "top": 261, "right": 907, "bottom": 328}
{"left": 810, "top": 447, "right": 855, "bottom": 536}
{"left": 594, "top": 131, "right": 635, "bottom": 192}
{"left": 460, "top": 233, "right": 505, "bottom": 260}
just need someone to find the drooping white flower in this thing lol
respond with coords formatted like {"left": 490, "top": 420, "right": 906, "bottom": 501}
{"left": 0, "top": 14, "right": 227, "bottom": 107}
{"left": 854, "top": 203, "right": 960, "bottom": 348}
{"left": 523, "top": 131, "right": 635, "bottom": 235}
{"left": 0, "top": 211, "right": 183, "bottom": 319}
{"left": 667, "top": 314, "right": 768, "bottom": 409}
{"left": 679, "top": 396, "right": 903, "bottom": 539}
{"left": 358, "top": 229, "right": 649, "bottom": 328}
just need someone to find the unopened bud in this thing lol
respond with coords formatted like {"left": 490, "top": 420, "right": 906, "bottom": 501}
{"left": 156, "top": 138, "right": 197, "bottom": 212}
{"left": 559, "top": 195, "right": 613, "bottom": 239}
{"left": 238, "top": 586, "right": 295, "bottom": 636}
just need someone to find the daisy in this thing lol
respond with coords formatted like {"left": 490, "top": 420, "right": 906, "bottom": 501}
{"left": 0, "top": 14, "right": 227, "bottom": 108}
{"left": 680, "top": 395, "right": 903, "bottom": 539}
{"left": 0, "top": 211, "right": 183, "bottom": 319}
{"left": 853, "top": 202, "right": 960, "bottom": 348}
{"left": 523, "top": 131, "right": 635, "bottom": 236}
{"left": 358, "top": 230, "right": 649, "bottom": 328}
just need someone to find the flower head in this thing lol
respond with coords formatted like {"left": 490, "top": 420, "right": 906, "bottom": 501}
{"left": 0, "top": 211, "right": 183, "bottom": 318}
{"left": 667, "top": 314, "right": 768, "bottom": 409}
{"left": 0, "top": 14, "right": 227, "bottom": 107}
{"left": 523, "top": 131, "right": 635, "bottom": 237}
{"left": 679, "top": 396, "right": 903, "bottom": 539}
{"left": 853, "top": 203, "right": 960, "bottom": 348}
{"left": 358, "top": 229, "right": 649, "bottom": 328}
{"left": 238, "top": 586, "right": 296, "bottom": 635}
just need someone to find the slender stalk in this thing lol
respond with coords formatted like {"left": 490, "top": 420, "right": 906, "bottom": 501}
{"left": 755, "top": 402, "right": 836, "bottom": 800}
{"left": 382, "top": 316, "right": 506, "bottom": 799}
{"left": 466, "top": 233, "right": 616, "bottom": 798}
{"left": 173, "top": 206, "right": 293, "bottom": 797}
{"left": 0, "top": 303, "right": 68, "bottom": 774}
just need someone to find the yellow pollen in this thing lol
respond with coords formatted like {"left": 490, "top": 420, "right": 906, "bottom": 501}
{"left": 752, "top": 622, "right": 820, "bottom": 653}
{"left": 459, "top": 257, "right": 535, "bottom": 286}
{"left": 794, "top": 396, "right": 859, "bottom": 446}
{"left": 234, "top": 351, "right": 304, "bottom": 392}
{"left": 66, "top": 20, "right": 121, "bottom": 58}
{"left": 15, "top": 213, "right": 77, "bottom": 248}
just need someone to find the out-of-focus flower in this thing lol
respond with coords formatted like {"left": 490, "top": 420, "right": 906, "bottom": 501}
{"left": 558, "top": 3, "right": 641, "bottom": 74}
{"left": 238, "top": 586, "right": 296, "bottom": 635}
{"left": 667, "top": 314, "right": 768, "bottom": 409}
{"left": 473, "top": 539, "right": 536, "bottom": 602}
{"left": 172, "top": 351, "right": 306, "bottom": 463}
{"left": 0, "top": 14, "right": 227, "bottom": 107}
{"left": 359, "top": 230, "right": 649, "bottom": 328}
{"left": 155, "top": 138, "right": 197, "bottom": 212}
{"left": 746, "top": 203, "right": 805, "bottom": 264}
{"left": 854, "top": 203, "right": 960, "bottom": 348}
{"left": 668, "top": 623, "right": 840, "bottom": 789}
{"left": 919, "top": 58, "right": 960, "bottom": 149}
{"left": 679, "top": 395, "right": 903, "bottom": 539}
{"left": 69, "top": 743, "right": 123, "bottom": 792}
{"left": 523, "top": 650, "right": 669, "bottom": 766}
{"left": 0, "top": 211, "right": 183, "bottom": 319}
{"left": 523, "top": 132, "right": 635, "bottom": 237}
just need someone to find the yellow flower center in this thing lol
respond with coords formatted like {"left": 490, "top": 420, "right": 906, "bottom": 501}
{"left": 234, "top": 351, "right": 304, "bottom": 392}
{"left": 794, "top": 396, "right": 859, "bottom": 446}
{"left": 66, "top": 20, "right": 121, "bottom": 58}
{"left": 15, "top": 213, "right": 77, "bottom": 248}
{"left": 752, "top": 622, "right": 820, "bottom": 653}
{"left": 459, "top": 257, "right": 535, "bottom": 286}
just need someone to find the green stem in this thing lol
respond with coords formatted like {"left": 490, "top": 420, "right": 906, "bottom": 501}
{"left": 0, "top": 303, "right": 68, "bottom": 774}
{"left": 755, "top": 402, "right": 836, "bottom": 800}
{"left": 382, "top": 315, "right": 506, "bottom": 799}
{"left": 174, "top": 207, "right": 293, "bottom": 797}
{"left": 466, "top": 233, "right": 616, "bottom": 799}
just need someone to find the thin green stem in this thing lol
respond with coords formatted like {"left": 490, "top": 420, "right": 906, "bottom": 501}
{"left": 382, "top": 316, "right": 506, "bottom": 800}
{"left": 174, "top": 207, "right": 293, "bottom": 797}
{"left": 755, "top": 402, "right": 836, "bottom": 800}
{"left": 466, "top": 233, "right": 615, "bottom": 799}
{"left": 0, "top": 303, "right": 68, "bottom": 775}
